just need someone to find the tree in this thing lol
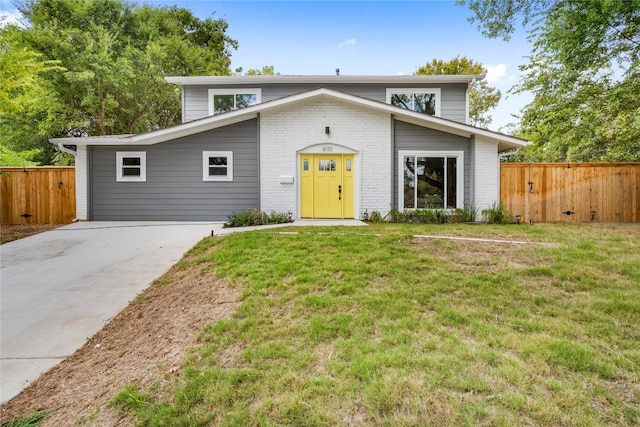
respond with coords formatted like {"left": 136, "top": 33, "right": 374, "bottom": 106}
{"left": 414, "top": 56, "right": 502, "bottom": 128}
{"left": 459, "top": 0, "right": 640, "bottom": 161}
{"left": 1, "top": 0, "right": 237, "bottom": 164}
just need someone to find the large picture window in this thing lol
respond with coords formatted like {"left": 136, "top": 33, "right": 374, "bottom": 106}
{"left": 208, "top": 89, "right": 261, "bottom": 115}
{"left": 386, "top": 88, "right": 441, "bottom": 116}
{"left": 116, "top": 152, "right": 146, "bottom": 182}
{"left": 399, "top": 151, "right": 463, "bottom": 209}
{"left": 203, "top": 151, "right": 233, "bottom": 181}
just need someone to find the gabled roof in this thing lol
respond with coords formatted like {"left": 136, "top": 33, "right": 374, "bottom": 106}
{"left": 50, "top": 88, "right": 527, "bottom": 152}
{"left": 164, "top": 74, "right": 486, "bottom": 86}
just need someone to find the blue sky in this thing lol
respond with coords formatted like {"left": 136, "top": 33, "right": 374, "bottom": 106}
{"left": 1, "top": 0, "right": 533, "bottom": 131}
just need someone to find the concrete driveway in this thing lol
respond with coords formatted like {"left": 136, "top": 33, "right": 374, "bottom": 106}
{"left": 0, "top": 221, "right": 221, "bottom": 403}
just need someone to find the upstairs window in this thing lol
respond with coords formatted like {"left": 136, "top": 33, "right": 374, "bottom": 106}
{"left": 386, "top": 88, "right": 441, "bottom": 116}
{"left": 208, "top": 89, "right": 261, "bottom": 115}
{"left": 116, "top": 152, "right": 146, "bottom": 182}
{"left": 203, "top": 151, "right": 233, "bottom": 181}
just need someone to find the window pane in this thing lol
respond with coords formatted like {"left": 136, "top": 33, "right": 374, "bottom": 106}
{"left": 414, "top": 93, "right": 436, "bottom": 115}
{"left": 403, "top": 156, "right": 415, "bottom": 209}
{"left": 209, "top": 156, "right": 227, "bottom": 166}
{"left": 235, "top": 93, "right": 257, "bottom": 109}
{"left": 330, "top": 160, "right": 336, "bottom": 171}
{"left": 214, "top": 94, "right": 234, "bottom": 114}
{"left": 209, "top": 166, "right": 227, "bottom": 176}
{"left": 447, "top": 157, "right": 457, "bottom": 208}
{"left": 417, "top": 157, "right": 444, "bottom": 209}
{"left": 303, "top": 159, "right": 309, "bottom": 171}
{"left": 122, "top": 167, "right": 141, "bottom": 176}
{"left": 391, "top": 93, "right": 413, "bottom": 110}
{"left": 122, "top": 157, "right": 141, "bottom": 166}
{"left": 346, "top": 159, "right": 351, "bottom": 171}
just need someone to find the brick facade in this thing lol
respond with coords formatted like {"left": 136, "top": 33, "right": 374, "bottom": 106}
{"left": 260, "top": 98, "right": 392, "bottom": 218}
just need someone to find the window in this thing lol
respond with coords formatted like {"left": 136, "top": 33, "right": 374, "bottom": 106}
{"left": 116, "top": 152, "right": 146, "bottom": 182}
{"left": 203, "top": 151, "right": 233, "bottom": 181}
{"left": 208, "top": 89, "right": 261, "bottom": 115}
{"left": 399, "top": 151, "right": 463, "bottom": 209}
{"left": 386, "top": 88, "right": 441, "bottom": 116}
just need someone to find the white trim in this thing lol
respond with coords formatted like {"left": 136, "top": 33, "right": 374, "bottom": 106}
{"left": 166, "top": 74, "right": 486, "bottom": 86}
{"left": 202, "top": 151, "right": 233, "bottom": 182}
{"left": 297, "top": 143, "right": 358, "bottom": 155}
{"left": 397, "top": 150, "right": 464, "bottom": 210}
{"left": 116, "top": 151, "right": 146, "bottom": 182}
{"left": 208, "top": 88, "right": 261, "bottom": 116}
{"left": 386, "top": 88, "right": 441, "bottom": 116}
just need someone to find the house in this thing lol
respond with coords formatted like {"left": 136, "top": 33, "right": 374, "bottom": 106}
{"left": 51, "top": 75, "right": 527, "bottom": 221}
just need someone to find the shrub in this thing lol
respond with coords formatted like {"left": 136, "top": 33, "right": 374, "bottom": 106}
{"left": 482, "top": 202, "right": 513, "bottom": 224}
{"left": 451, "top": 204, "right": 478, "bottom": 223}
{"left": 224, "top": 209, "right": 292, "bottom": 228}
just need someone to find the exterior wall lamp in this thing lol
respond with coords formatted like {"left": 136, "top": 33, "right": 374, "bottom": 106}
{"left": 325, "top": 126, "right": 330, "bottom": 134}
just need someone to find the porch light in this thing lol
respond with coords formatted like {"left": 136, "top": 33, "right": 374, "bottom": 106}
{"left": 325, "top": 126, "right": 330, "bottom": 134}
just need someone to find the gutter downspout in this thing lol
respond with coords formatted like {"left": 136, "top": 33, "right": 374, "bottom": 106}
{"left": 57, "top": 142, "right": 77, "bottom": 157}
{"left": 466, "top": 77, "right": 476, "bottom": 125}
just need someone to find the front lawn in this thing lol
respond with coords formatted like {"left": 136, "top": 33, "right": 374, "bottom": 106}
{"left": 114, "top": 223, "right": 640, "bottom": 426}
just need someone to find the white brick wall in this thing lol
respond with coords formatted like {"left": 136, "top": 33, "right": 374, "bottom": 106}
{"left": 75, "top": 145, "right": 88, "bottom": 220}
{"left": 473, "top": 137, "right": 499, "bottom": 213}
{"left": 260, "top": 98, "right": 391, "bottom": 218}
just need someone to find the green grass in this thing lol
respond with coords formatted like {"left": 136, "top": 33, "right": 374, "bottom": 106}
{"left": 0, "top": 410, "right": 51, "bottom": 427}
{"left": 114, "top": 223, "right": 640, "bottom": 426}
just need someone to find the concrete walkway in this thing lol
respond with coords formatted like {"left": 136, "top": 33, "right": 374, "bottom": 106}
{"left": 0, "top": 221, "right": 221, "bottom": 403}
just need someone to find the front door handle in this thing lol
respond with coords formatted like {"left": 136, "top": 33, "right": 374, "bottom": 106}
{"left": 338, "top": 185, "right": 342, "bottom": 200}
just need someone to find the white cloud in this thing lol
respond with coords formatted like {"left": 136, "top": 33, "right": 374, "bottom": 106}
{"left": 337, "top": 38, "right": 356, "bottom": 49}
{"left": 485, "top": 64, "right": 507, "bottom": 84}
{"left": 0, "top": 6, "right": 24, "bottom": 28}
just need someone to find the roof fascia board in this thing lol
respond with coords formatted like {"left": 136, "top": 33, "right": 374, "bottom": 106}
{"left": 165, "top": 74, "right": 486, "bottom": 86}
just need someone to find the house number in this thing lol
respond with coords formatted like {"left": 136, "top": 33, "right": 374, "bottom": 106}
{"left": 322, "top": 146, "right": 333, "bottom": 152}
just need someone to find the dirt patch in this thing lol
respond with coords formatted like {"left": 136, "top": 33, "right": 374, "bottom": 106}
{"left": 410, "top": 236, "right": 545, "bottom": 272}
{"left": 1, "top": 223, "right": 66, "bottom": 244}
{"left": 0, "top": 252, "right": 240, "bottom": 426}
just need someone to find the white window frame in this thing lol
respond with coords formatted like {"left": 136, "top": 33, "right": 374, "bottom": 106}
{"left": 398, "top": 150, "right": 464, "bottom": 210}
{"left": 208, "top": 88, "right": 261, "bottom": 116}
{"left": 386, "top": 88, "right": 442, "bottom": 116}
{"left": 116, "top": 151, "right": 146, "bottom": 182}
{"left": 203, "top": 151, "right": 233, "bottom": 182}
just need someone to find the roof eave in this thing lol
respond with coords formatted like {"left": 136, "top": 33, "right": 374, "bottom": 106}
{"left": 165, "top": 74, "right": 486, "bottom": 86}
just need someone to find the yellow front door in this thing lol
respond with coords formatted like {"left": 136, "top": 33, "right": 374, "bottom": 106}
{"left": 300, "top": 154, "right": 354, "bottom": 218}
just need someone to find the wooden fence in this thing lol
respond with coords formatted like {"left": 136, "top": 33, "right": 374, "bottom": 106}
{"left": 500, "top": 163, "right": 640, "bottom": 223}
{"left": 1, "top": 167, "right": 76, "bottom": 224}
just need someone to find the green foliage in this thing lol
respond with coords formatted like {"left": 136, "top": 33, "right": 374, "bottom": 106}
{"left": 415, "top": 56, "right": 502, "bottom": 128}
{"left": 1, "top": 0, "right": 237, "bottom": 164}
{"left": 0, "top": 409, "right": 52, "bottom": 427}
{"left": 238, "top": 65, "right": 279, "bottom": 75}
{"left": 0, "top": 146, "right": 38, "bottom": 166}
{"left": 460, "top": 0, "right": 640, "bottom": 161}
{"left": 481, "top": 202, "right": 513, "bottom": 224}
{"left": 385, "top": 206, "right": 479, "bottom": 224}
{"left": 366, "top": 210, "right": 384, "bottom": 223}
{"left": 224, "top": 209, "right": 292, "bottom": 228}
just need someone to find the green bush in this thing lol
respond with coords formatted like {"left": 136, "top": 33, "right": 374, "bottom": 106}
{"left": 481, "top": 202, "right": 513, "bottom": 224}
{"left": 224, "top": 209, "right": 292, "bottom": 228}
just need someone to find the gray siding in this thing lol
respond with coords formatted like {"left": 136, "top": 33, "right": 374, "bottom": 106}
{"left": 393, "top": 120, "right": 471, "bottom": 209}
{"left": 182, "top": 83, "right": 467, "bottom": 123}
{"left": 90, "top": 119, "right": 259, "bottom": 221}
